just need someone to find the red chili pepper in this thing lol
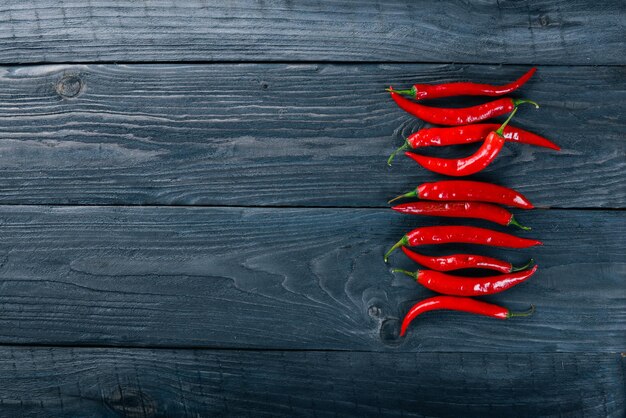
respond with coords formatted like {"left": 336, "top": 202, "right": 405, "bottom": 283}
{"left": 410, "top": 124, "right": 558, "bottom": 150}
{"left": 387, "top": 123, "right": 559, "bottom": 166}
{"left": 400, "top": 296, "right": 535, "bottom": 336}
{"left": 404, "top": 108, "right": 518, "bottom": 176}
{"left": 400, "top": 247, "right": 533, "bottom": 273}
{"left": 388, "top": 180, "right": 534, "bottom": 209}
{"left": 392, "top": 264, "right": 538, "bottom": 297}
{"left": 388, "top": 90, "right": 538, "bottom": 126}
{"left": 392, "top": 201, "right": 530, "bottom": 230}
{"left": 384, "top": 225, "right": 541, "bottom": 263}
{"left": 390, "top": 68, "right": 537, "bottom": 101}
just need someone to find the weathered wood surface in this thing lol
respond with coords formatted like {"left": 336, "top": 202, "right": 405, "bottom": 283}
{"left": 0, "top": 206, "right": 622, "bottom": 351}
{"left": 1, "top": 1, "right": 624, "bottom": 415}
{"left": 0, "top": 63, "right": 623, "bottom": 208}
{"left": 0, "top": 0, "right": 624, "bottom": 65}
{"left": 0, "top": 348, "right": 622, "bottom": 418}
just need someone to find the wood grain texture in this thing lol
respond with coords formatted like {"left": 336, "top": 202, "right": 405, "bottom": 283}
{"left": 0, "top": 0, "right": 624, "bottom": 65}
{"left": 0, "top": 348, "right": 622, "bottom": 418}
{"left": 1, "top": 1, "right": 623, "bottom": 415}
{"left": 0, "top": 205, "right": 622, "bottom": 351}
{"left": 0, "top": 63, "right": 623, "bottom": 207}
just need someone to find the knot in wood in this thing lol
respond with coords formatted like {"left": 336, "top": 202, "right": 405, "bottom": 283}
{"left": 379, "top": 318, "right": 403, "bottom": 346}
{"left": 368, "top": 305, "right": 383, "bottom": 318}
{"left": 105, "top": 386, "right": 157, "bottom": 418}
{"left": 56, "top": 75, "right": 83, "bottom": 98}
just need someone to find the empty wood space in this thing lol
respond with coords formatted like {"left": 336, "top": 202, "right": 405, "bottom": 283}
{"left": 0, "top": 0, "right": 623, "bottom": 65}
{"left": 0, "top": 348, "right": 623, "bottom": 417}
{"left": 0, "top": 1, "right": 624, "bottom": 416}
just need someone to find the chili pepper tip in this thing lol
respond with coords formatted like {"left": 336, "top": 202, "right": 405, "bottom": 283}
{"left": 391, "top": 268, "right": 418, "bottom": 280}
{"left": 510, "top": 259, "right": 535, "bottom": 272}
{"left": 496, "top": 107, "right": 518, "bottom": 136}
{"left": 508, "top": 215, "right": 531, "bottom": 230}
{"left": 387, "top": 141, "right": 410, "bottom": 166}
{"left": 512, "top": 98, "right": 539, "bottom": 109}
{"left": 507, "top": 304, "right": 535, "bottom": 318}
{"left": 384, "top": 235, "right": 409, "bottom": 263}
{"left": 388, "top": 190, "right": 417, "bottom": 204}
{"left": 387, "top": 87, "right": 416, "bottom": 98}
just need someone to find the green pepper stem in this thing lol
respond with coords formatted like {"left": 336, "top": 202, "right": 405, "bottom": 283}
{"left": 391, "top": 269, "right": 418, "bottom": 280}
{"left": 510, "top": 259, "right": 535, "bottom": 272}
{"left": 387, "top": 141, "right": 411, "bottom": 166}
{"left": 388, "top": 190, "right": 417, "bottom": 204}
{"left": 508, "top": 215, "right": 531, "bottom": 230}
{"left": 384, "top": 235, "right": 408, "bottom": 263}
{"left": 507, "top": 305, "right": 536, "bottom": 318}
{"left": 496, "top": 107, "right": 518, "bottom": 136}
{"left": 385, "top": 87, "right": 415, "bottom": 97}
{"left": 512, "top": 98, "right": 540, "bottom": 109}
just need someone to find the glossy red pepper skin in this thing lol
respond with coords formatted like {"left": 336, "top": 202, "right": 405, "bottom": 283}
{"left": 384, "top": 225, "right": 541, "bottom": 262}
{"left": 404, "top": 225, "right": 541, "bottom": 247}
{"left": 392, "top": 201, "right": 529, "bottom": 229}
{"left": 400, "top": 247, "right": 531, "bottom": 273}
{"left": 389, "top": 180, "right": 534, "bottom": 209}
{"left": 394, "top": 264, "right": 538, "bottom": 297}
{"left": 389, "top": 91, "right": 537, "bottom": 126}
{"left": 400, "top": 296, "right": 535, "bottom": 336}
{"left": 405, "top": 128, "right": 505, "bottom": 176}
{"left": 407, "top": 124, "right": 560, "bottom": 150}
{"left": 393, "top": 68, "right": 537, "bottom": 101}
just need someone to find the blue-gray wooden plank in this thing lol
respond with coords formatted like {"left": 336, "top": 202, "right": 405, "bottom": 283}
{"left": 0, "top": 63, "right": 623, "bottom": 207}
{"left": 0, "top": 206, "right": 622, "bottom": 352}
{"left": 0, "top": 348, "right": 622, "bottom": 417}
{"left": 0, "top": 0, "right": 624, "bottom": 65}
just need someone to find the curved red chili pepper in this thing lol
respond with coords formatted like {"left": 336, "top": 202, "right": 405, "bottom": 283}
{"left": 392, "top": 264, "right": 538, "bottom": 297}
{"left": 411, "top": 124, "right": 558, "bottom": 150}
{"left": 392, "top": 201, "right": 530, "bottom": 230}
{"left": 387, "top": 122, "right": 559, "bottom": 165}
{"left": 404, "top": 108, "right": 518, "bottom": 176}
{"left": 400, "top": 296, "right": 535, "bottom": 336}
{"left": 400, "top": 247, "right": 533, "bottom": 273}
{"left": 384, "top": 225, "right": 541, "bottom": 263}
{"left": 391, "top": 68, "right": 537, "bottom": 101}
{"left": 389, "top": 90, "right": 538, "bottom": 126}
{"left": 388, "top": 180, "right": 534, "bottom": 209}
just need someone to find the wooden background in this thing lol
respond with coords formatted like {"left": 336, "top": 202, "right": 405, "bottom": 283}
{"left": 0, "top": 1, "right": 624, "bottom": 416}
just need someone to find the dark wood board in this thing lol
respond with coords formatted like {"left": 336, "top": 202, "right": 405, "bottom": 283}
{"left": 1, "top": 1, "right": 624, "bottom": 414}
{"left": 0, "top": 64, "right": 623, "bottom": 207}
{"left": 0, "top": 0, "right": 624, "bottom": 65}
{"left": 0, "top": 205, "right": 622, "bottom": 352}
{"left": 0, "top": 347, "right": 622, "bottom": 417}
